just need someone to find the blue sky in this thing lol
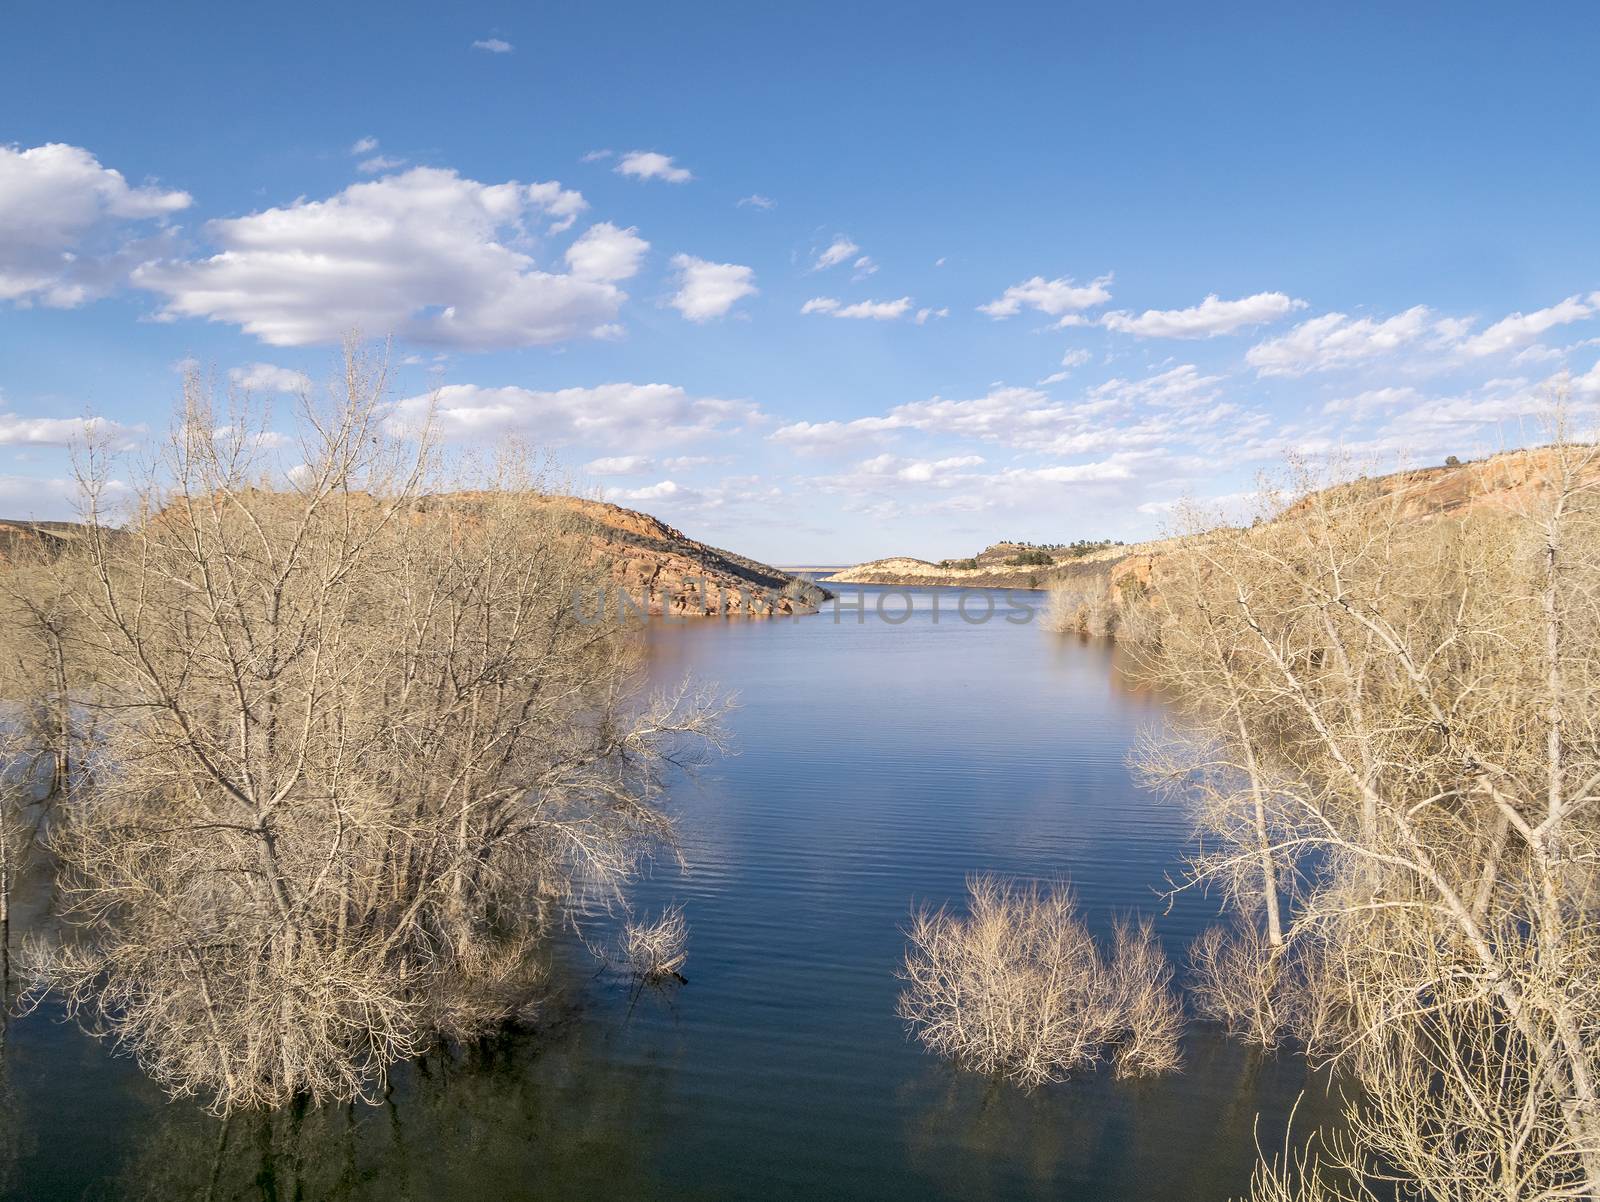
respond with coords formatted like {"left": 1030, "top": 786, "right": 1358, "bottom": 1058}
{"left": 3, "top": 1, "right": 1599, "bottom": 562}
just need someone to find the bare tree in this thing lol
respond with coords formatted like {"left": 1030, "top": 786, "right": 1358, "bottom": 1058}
{"left": 12, "top": 344, "right": 723, "bottom": 1113}
{"left": 1139, "top": 433, "right": 1600, "bottom": 1198}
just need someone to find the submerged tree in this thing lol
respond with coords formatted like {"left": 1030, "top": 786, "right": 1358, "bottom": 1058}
{"left": 13, "top": 346, "right": 721, "bottom": 1113}
{"left": 1140, "top": 433, "right": 1600, "bottom": 1199}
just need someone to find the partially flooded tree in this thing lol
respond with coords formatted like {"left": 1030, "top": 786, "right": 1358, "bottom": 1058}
{"left": 1141, "top": 433, "right": 1600, "bottom": 1199}
{"left": 16, "top": 345, "right": 721, "bottom": 1112}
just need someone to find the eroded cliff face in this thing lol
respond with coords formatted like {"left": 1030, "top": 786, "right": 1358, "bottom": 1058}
{"left": 553, "top": 497, "right": 830, "bottom": 618}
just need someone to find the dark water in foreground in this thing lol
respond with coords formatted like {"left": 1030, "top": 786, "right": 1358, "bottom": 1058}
{"left": 0, "top": 587, "right": 1334, "bottom": 1201}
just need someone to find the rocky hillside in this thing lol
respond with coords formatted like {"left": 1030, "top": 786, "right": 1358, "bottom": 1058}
{"left": 1055, "top": 445, "right": 1599, "bottom": 637}
{"left": 0, "top": 500, "right": 831, "bottom": 620}
{"left": 551, "top": 497, "right": 831, "bottom": 617}
{"left": 0, "top": 519, "right": 92, "bottom": 565}
{"left": 827, "top": 446, "right": 1593, "bottom": 601}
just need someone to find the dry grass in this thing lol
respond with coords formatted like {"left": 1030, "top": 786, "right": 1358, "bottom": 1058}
{"left": 896, "top": 876, "right": 1182, "bottom": 1088}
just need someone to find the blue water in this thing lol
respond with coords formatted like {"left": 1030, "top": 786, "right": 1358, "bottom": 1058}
{"left": 0, "top": 587, "right": 1333, "bottom": 1201}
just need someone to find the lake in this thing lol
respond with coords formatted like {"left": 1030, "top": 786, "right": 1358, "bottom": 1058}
{"left": 0, "top": 586, "right": 1333, "bottom": 1201}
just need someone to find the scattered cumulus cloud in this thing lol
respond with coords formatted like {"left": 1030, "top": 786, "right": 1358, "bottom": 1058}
{"left": 612, "top": 479, "right": 686, "bottom": 503}
{"left": 738, "top": 194, "right": 775, "bottom": 209}
{"left": 810, "top": 236, "right": 860, "bottom": 272}
{"left": 978, "top": 274, "right": 1113, "bottom": 320}
{"left": 132, "top": 168, "right": 624, "bottom": 350}
{"left": 858, "top": 453, "right": 985, "bottom": 485}
{"left": 768, "top": 416, "right": 902, "bottom": 452}
{"left": 615, "top": 151, "right": 692, "bottom": 183}
{"left": 914, "top": 306, "right": 948, "bottom": 325}
{"left": 471, "top": 37, "right": 514, "bottom": 53}
{"left": 229, "top": 363, "right": 311, "bottom": 394}
{"left": 1101, "top": 291, "right": 1305, "bottom": 338}
{"left": 350, "top": 136, "right": 379, "bottom": 155}
{"left": 0, "top": 412, "right": 135, "bottom": 447}
{"left": 584, "top": 454, "right": 654, "bottom": 475}
{"left": 1321, "top": 386, "right": 1420, "bottom": 418}
{"left": 802, "top": 296, "right": 913, "bottom": 320}
{"left": 669, "top": 254, "right": 757, "bottom": 322}
{"left": 357, "top": 155, "right": 408, "bottom": 174}
{"left": 1459, "top": 294, "right": 1599, "bottom": 357}
{"left": 0, "top": 142, "right": 191, "bottom": 308}
{"left": 564, "top": 222, "right": 649, "bottom": 282}
{"left": 1246, "top": 306, "right": 1439, "bottom": 376}
{"left": 389, "top": 382, "right": 760, "bottom": 446}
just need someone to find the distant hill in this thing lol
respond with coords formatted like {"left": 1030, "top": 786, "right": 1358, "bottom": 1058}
{"left": 821, "top": 538, "right": 1146, "bottom": 590}
{"left": 823, "top": 447, "right": 1592, "bottom": 597}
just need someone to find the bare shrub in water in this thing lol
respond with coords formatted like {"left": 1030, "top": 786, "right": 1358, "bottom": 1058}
{"left": 622, "top": 904, "right": 688, "bottom": 981}
{"left": 897, "top": 876, "right": 1182, "bottom": 1088}
{"left": 12, "top": 345, "right": 724, "bottom": 1113}
{"left": 1106, "top": 915, "right": 1183, "bottom": 1078}
{"left": 1186, "top": 924, "right": 1293, "bottom": 1049}
{"left": 1045, "top": 575, "right": 1160, "bottom": 647}
{"left": 1044, "top": 578, "right": 1115, "bottom": 636}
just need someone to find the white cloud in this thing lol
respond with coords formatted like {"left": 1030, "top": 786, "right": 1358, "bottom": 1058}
{"left": 1321, "top": 386, "right": 1420, "bottom": 418}
{"left": 914, "top": 306, "right": 949, "bottom": 325}
{"left": 0, "top": 142, "right": 191, "bottom": 308}
{"left": 0, "top": 412, "right": 135, "bottom": 447}
{"left": 524, "top": 180, "right": 587, "bottom": 233}
{"left": 852, "top": 255, "right": 878, "bottom": 279}
{"left": 669, "top": 254, "right": 757, "bottom": 322}
{"left": 738, "top": 194, "right": 775, "bottom": 209}
{"left": 350, "top": 136, "right": 379, "bottom": 155}
{"left": 213, "top": 425, "right": 294, "bottom": 451}
{"left": 585, "top": 454, "right": 654, "bottom": 475}
{"left": 1245, "top": 306, "right": 1437, "bottom": 376}
{"left": 768, "top": 416, "right": 901, "bottom": 452}
{"left": 1460, "top": 294, "right": 1599, "bottom": 357}
{"left": 229, "top": 363, "right": 312, "bottom": 394}
{"left": 389, "top": 382, "right": 759, "bottom": 446}
{"left": 1037, "top": 348, "right": 1092, "bottom": 385}
{"left": 615, "top": 151, "right": 692, "bottom": 184}
{"left": 1089, "top": 363, "right": 1222, "bottom": 409}
{"left": 801, "top": 296, "right": 913, "bottom": 320}
{"left": 580, "top": 149, "right": 613, "bottom": 163}
{"left": 565, "top": 222, "right": 649, "bottom": 282}
{"left": 663, "top": 454, "right": 713, "bottom": 470}
{"left": 612, "top": 479, "right": 687, "bottom": 503}
{"left": 978, "top": 274, "right": 1113, "bottom": 320}
{"left": 811, "top": 236, "right": 860, "bottom": 271}
{"left": 1101, "top": 291, "right": 1304, "bottom": 338}
{"left": 357, "top": 155, "right": 408, "bottom": 174}
{"left": 132, "top": 168, "right": 624, "bottom": 349}
{"left": 858, "top": 453, "right": 985, "bottom": 485}
{"left": 472, "top": 37, "right": 514, "bottom": 53}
